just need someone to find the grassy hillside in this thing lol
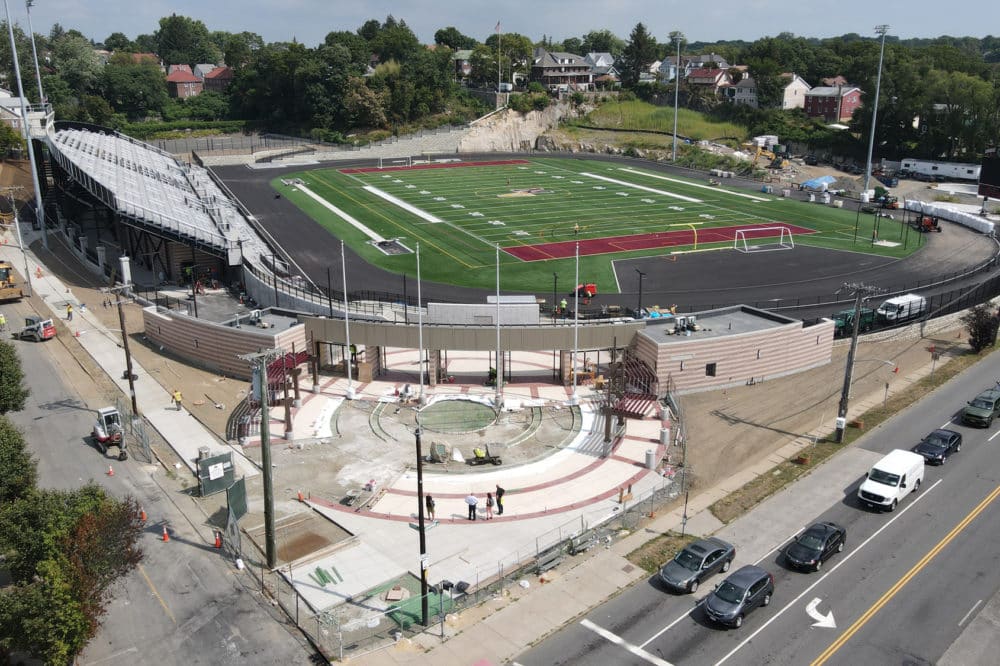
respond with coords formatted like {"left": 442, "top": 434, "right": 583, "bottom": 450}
{"left": 570, "top": 100, "right": 747, "bottom": 142}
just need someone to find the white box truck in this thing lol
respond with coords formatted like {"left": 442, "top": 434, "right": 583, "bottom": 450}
{"left": 857, "top": 449, "right": 925, "bottom": 512}
{"left": 876, "top": 293, "right": 927, "bottom": 324}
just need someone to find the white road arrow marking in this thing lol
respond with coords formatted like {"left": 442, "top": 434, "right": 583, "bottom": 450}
{"left": 806, "top": 597, "right": 836, "bottom": 628}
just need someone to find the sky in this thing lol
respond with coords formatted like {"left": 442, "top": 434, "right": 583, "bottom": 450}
{"left": 10, "top": 0, "right": 1000, "bottom": 48}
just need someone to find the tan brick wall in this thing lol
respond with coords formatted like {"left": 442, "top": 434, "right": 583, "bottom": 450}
{"left": 142, "top": 306, "right": 307, "bottom": 379}
{"left": 635, "top": 320, "right": 835, "bottom": 393}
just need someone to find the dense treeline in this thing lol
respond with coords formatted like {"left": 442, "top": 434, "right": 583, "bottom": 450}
{"left": 1, "top": 13, "right": 997, "bottom": 157}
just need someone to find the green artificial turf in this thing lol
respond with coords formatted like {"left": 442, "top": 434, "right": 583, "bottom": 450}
{"left": 274, "top": 157, "right": 922, "bottom": 294}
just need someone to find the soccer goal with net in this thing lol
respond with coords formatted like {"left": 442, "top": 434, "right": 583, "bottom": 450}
{"left": 377, "top": 156, "right": 412, "bottom": 169}
{"left": 733, "top": 226, "right": 795, "bottom": 253}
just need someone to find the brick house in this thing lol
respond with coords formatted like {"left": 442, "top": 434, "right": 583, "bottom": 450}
{"left": 202, "top": 66, "right": 234, "bottom": 93}
{"left": 804, "top": 85, "right": 862, "bottom": 122}
{"left": 166, "top": 65, "right": 202, "bottom": 99}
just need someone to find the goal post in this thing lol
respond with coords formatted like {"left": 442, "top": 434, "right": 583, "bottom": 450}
{"left": 733, "top": 226, "right": 795, "bottom": 253}
{"left": 376, "top": 156, "right": 413, "bottom": 169}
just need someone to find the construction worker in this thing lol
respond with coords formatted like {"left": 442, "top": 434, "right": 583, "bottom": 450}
{"left": 0, "top": 311, "right": 6, "bottom": 332}
{"left": 66, "top": 303, "right": 74, "bottom": 321}
{"left": 172, "top": 389, "right": 183, "bottom": 411}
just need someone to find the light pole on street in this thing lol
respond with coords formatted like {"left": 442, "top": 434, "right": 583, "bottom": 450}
{"left": 670, "top": 31, "right": 684, "bottom": 162}
{"left": 635, "top": 268, "right": 646, "bottom": 316}
{"left": 862, "top": 25, "right": 890, "bottom": 198}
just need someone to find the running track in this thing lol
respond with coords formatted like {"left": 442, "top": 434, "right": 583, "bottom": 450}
{"left": 503, "top": 223, "right": 816, "bottom": 261}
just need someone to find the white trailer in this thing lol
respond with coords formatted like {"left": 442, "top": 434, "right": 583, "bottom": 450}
{"left": 899, "top": 159, "right": 981, "bottom": 181}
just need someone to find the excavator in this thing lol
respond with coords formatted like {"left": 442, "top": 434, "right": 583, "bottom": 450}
{"left": 0, "top": 260, "right": 23, "bottom": 302}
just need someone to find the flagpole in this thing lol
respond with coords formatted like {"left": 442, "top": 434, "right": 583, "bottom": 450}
{"left": 341, "top": 240, "right": 355, "bottom": 399}
{"left": 497, "top": 20, "right": 502, "bottom": 93}
{"left": 570, "top": 242, "right": 579, "bottom": 406}
{"left": 417, "top": 243, "right": 425, "bottom": 405}
{"left": 495, "top": 243, "right": 503, "bottom": 408}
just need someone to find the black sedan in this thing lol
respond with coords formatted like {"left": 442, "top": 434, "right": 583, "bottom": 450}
{"left": 912, "top": 429, "right": 962, "bottom": 465}
{"left": 658, "top": 537, "right": 735, "bottom": 593}
{"left": 785, "top": 522, "right": 846, "bottom": 572}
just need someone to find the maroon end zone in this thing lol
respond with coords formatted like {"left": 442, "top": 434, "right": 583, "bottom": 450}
{"left": 340, "top": 159, "right": 531, "bottom": 174}
{"left": 503, "top": 223, "right": 816, "bottom": 261}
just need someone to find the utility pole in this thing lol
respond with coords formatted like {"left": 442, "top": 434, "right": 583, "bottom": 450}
{"left": 415, "top": 425, "right": 429, "bottom": 626}
{"left": 239, "top": 349, "right": 285, "bottom": 569}
{"left": 835, "top": 283, "right": 884, "bottom": 443}
{"left": 103, "top": 285, "right": 140, "bottom": 415}
{"left": 635, "top": 268, "right": 646, "bottom": 316}
{"left": 2, "top": 186, "right": 31, "bottom": 297}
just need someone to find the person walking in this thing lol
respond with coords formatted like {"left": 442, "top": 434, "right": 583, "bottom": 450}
{"left": 0, "top": 311, "right": 6, "bottom": 333}
{"left": 465, "top": 493, "right": 478, "bottom": 520}
{"left": 171, "top": 389, "right": 183, "bottom": 411}
{"left": 495, "top": 484, "right": 505, "bottom": 515}
{"left": 485, "top": 492, "right": 494, "bottom": 519}
{"left": 425, "top": 494, "right": 436, "bottom": 521}
{"left": 66, "top": 303, "right": 73, "bottom": 321}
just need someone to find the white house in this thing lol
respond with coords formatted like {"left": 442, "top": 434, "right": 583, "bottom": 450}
{"left": 779, "top": 73, "right": 811, "bottom": 110}
{"left": 726, "top": 75, "right": 758, "bottom": 107}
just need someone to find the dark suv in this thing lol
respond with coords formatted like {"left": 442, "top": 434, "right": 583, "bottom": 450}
{"left": 658, "top": 537, "right": 736, "bottom": 593}
{"left": 704, "top": 565, "right": 774, "bottom": 628}
{"left": 962, "top": 389, "right": 1000, "bottom": 427}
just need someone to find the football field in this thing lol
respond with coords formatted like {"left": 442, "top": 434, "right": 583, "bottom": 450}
{"left": 276, "top": 157, "right": 915, "bottom": 293}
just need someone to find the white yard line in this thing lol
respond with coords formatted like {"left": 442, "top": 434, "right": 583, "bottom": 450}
{"left": 297, "top": 183, "right": 385, "bottom": 242}
{"left": 619, "top": 167, "right": 771, "bottom": 202}
{"left": 363, "top": 185, "right": 444, "bottom": 224}
{"left": 579, "top": 172, "right": 703, "bottom": 203}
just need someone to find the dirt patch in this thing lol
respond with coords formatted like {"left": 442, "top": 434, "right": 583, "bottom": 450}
{"left": 626, "top": 531, "right": 697, "bottom": 573}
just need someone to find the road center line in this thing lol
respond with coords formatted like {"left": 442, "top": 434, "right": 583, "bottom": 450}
{"left": 811, "top": 483, "right": 1000, "bottom": 665}
{"left": 580, "top": 619, "right": 675, "bottom": 666}
{"left": 138, "top": 562, "right": 176, "bottom": 625}
{"left": 713, "top": 478, "right": 943, "bottom": 666}
{"left": 958, "top": 599, "right": 983, "bottom": 627}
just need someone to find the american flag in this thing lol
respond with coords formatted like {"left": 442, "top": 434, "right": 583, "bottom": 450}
{"left": 495, "top": 21, "right": 501, "bottom": 34}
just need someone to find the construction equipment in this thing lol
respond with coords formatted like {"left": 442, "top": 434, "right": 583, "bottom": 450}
{"left": 914, "top": 215, "right": 941, "bottom": 233}
{"left": 570, "top": 283, "right": 597, "bottom": 298}
{"left": 93, "top": 406, "right": 128, "bottom": 460}
{"left": 15, "top": 315, "right": 55, "bottom": 341}
{"left": 0, "top": 260, "right": 23, "bottom": 302}
{"left": 469, "top": 444, "right": 502, "bottom": 466}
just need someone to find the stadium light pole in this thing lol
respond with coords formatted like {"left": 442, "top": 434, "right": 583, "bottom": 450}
{"left": 862, "top": 25, "right": 890, "bottom": 198}
{"left": 670, "top": 31, "right": 684, "bottom": 162}
{"left": 25, "top": 0, "right": 44, "bottom": 102}
{"left": 552, "top": 272, "right": 557, "bottom": 322}
{"left": 340, "top": 241, "right": 354, "bottom": 400}
{"left": 570, "top": 242, "right": 579, "bottom": 405}
{"left": 4, "top": 0, "right": 46, "bottom": 250}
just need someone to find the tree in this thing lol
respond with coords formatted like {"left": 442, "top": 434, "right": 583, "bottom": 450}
{"left": 369, "top": 16, "right": 420, "bottom": 63}
{"left": 619, "top": 23, "right": 657, "bottom": 88}
{"left": 961, "top": 304, "right": 999, "bottom": 352}
{"left": 0, "top": 340, "right": 28, "bottom": 414}
{"left": 155, "top": 14, "right": 218, "bottom": 66}
{"left": 434, "top": 26, "right": 476, "bottom": 50}
{"left": 0, "top": 122, "right": 23, "bottom": 154}
{"left": 103, "top": 32, "right": 132, "bottom": 52}
{"left": 49, "top": 32, "right": 103, "bottom": 96}
{"left": 0, "top": 416, "right": 35, "bottom": 502}
{"left": 99, "top": 55, "right": 169, "bottom": 121}
{"left": 223, "top": 31, "right": 264, "bottom": 72}
{"left": 581, "top": 29, "right": 625, "bottom": 57}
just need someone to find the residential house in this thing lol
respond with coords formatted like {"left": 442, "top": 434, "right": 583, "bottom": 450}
{"left": 193, "top": 64, "right": 218, "bottom": 80}
{"left": 585, "top": 52, "right": 619, "bottom": 87}
{"left": 452, "top": 49, "right": 473, "bottom": 80}
{"left": 804, "top": 85, "right": 861, "bottom": 122}
{"left": 0, "top": 95, "right": 25, "bottom": 132}
{"left": 778, "top": 73, "right": 811, "bottom": 109}
{"left": 166, "top": 65, "right": 203, "bottom": 99}
{"left": 530, "top": 49, "right": 593, "bottom": 91}
{"left": 687, "top": 67, "right": 733, "bottom": 97}
{"left": 820, "top": 75, "right": 848, "bottom": 87}
{"left": 726, "top": 75, "right": 758, "bottom": 107}
{"left": 202, "top": 66, "right": 234, "bottom": 93}
{"left": 688, "top": 53, "right": 730, "bottom": 70}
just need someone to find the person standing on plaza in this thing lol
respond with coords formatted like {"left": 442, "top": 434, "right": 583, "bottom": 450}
{"left": 425, "top": 494, "right": 436, "bottom": 521}
{"left": 172, "top": 389, "right": 183, "bottom": 411}
{"left": 465, "top": 493, "right": 478, "bottom": 520}
{"left": 495, "top": 484, "right": 505, "bottom": 515}
{"left": 485, "top": 492, "right": 494, "bottom": 519}
{"left": 66, "top": 303, "right": 73, "bottom": 321}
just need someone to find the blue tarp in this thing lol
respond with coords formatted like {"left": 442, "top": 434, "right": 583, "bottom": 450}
{"left": 801, "top": 175, "right": 836, "bottom": 191}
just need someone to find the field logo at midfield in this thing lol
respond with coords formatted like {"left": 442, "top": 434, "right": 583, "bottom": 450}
{"left": 499, "top": 187, "right": 552, "bottom": 198}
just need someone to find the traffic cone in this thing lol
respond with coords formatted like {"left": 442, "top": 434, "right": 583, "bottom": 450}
{"left": 161, "top": 526, "right": 170, "bottom": 542}
{"left": 74, "top": 330, "right": 80, "bottom": 338}
{"left": 139, "top": 507, "right": 147, "bottom": 522}
{"left": 297, "top": 490, "right": 304, "bottom": 502}
{"left": 35, "top": 266, "right": 41, "bottom": 278}
{"left": 106, "top": 464, "right": 114, "bottom": 476}
{"left": 214, "top": 531, "right": 222, "bottom": 548}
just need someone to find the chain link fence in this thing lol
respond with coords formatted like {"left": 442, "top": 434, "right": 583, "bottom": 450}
{"left": 114, "top": 396, "right": 152, "bottom": 462}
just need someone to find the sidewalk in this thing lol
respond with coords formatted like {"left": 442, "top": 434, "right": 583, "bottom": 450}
{"left": 0, "top": 235, "right": 258, "bottom": 479}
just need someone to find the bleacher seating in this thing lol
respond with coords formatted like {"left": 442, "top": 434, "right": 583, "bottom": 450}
{"left": 48, "top": 127, "right": 270, "bottom": 266}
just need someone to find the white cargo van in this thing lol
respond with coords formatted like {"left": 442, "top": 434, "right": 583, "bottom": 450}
{"left": 857, "top": 449, "right": 925, "bottom": 512}
{"left": 876, "top": 293, "right": 927, "bottom": 324}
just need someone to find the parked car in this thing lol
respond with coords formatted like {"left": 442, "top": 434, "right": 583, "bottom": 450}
{"left": 962, "top": 389, "right": 1000, "bottom": 427}
{"left": 704, "top": 565, "right": 774, "bottom": 628}
{"left": 803, "top": 155, "right": 818, "bottom": 166}
{"left": 658, "top": 537, "right": 735, "bottom": 593}
{"left": 912, "top": 429, "right": 962, "bottom": 464}
{"left": 784, "top": 522, "right": 846, "bottom": 572}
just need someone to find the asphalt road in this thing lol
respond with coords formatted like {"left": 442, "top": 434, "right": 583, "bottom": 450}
{"left": 515, "top": 352, "right": 1000, "bottom": 666}
{"left": 3, "top": 298, "right": 314, "bottom": 665}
